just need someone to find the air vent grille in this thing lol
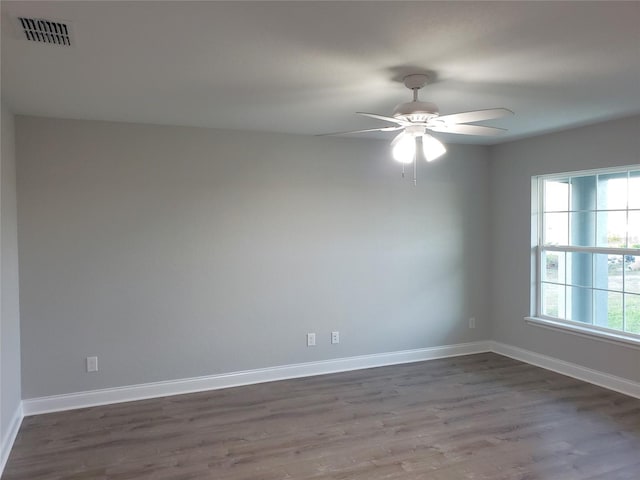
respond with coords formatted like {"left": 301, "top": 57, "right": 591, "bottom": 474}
{"left": 17, "top": 17, "right": 72, "bottom": 46}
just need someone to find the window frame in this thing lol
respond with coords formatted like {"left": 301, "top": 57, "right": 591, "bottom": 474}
{"left": 529, "top": 165, "right": 640, "bottom": 348}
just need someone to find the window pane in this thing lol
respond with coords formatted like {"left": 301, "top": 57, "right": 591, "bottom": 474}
{"left": 628, "top": 210, "right": 640, "bottom": 248}
{"left": 544, "top": 178, "right": 569, "bottom": 212}
{"left": 594, "top": 290, "right": 623, "bottom": 330}
{"left": 596, "top": 211, "right": 626, "bottom": 248}
{"left": 569, "top": 211, "right": 595, "bottom": 246}
{"left": 629, "top": 171, "right": 640, "bottom": 209}
{"left": 543, "top": 251, "right": 565, "bottom": 283}
{"left": 594, "top": 254, "right": 623, "bottom": 291}
{"left": 542, "top": 282, "right": 564, "bottom": 318}
{"left": 567, "top": 286, "right": 592, "bottom": 324}
{"left": 625, "top": 294, "right": 640, "bottom": 334}
{"left": 597, "top": 172, "right": 627, "bottom": 210}
{"left": 571, "top": 175, "right": 596, "bottom": 211}
{"left": 567, "top": 252, "right": 592, "bottom": 287}
{"left": 544, "top": 212, "right": 568, "bottom": 245}
{"left": 626, "top": 257, "right": 640, "bottom": 294}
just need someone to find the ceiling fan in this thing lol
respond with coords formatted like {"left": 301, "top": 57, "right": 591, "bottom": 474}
{"left": 321, "top": 74, "right": 513, "bottom": 170}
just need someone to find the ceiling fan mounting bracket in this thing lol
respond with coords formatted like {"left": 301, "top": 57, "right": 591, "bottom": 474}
{"left": 402, "top": 74, "right": 430, "bottom": 91}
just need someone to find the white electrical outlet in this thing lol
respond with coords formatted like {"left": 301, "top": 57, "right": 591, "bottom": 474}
{"left": 86, "top": 356, "right": 98, "bottom": 372}
{"left": 331, "top": 331, "right": 340, "bottom": 344}
{"left": 307, "top": 333, "right": 316, "bottom": 347}
{"left": 469, "top": 317, "right": 476, "bottom": 329}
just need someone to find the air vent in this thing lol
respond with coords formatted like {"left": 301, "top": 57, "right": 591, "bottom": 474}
{"left": 17, "top": 17, "right": 72, "bottom": 46}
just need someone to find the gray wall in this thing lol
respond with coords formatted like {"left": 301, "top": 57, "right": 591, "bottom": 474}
{"left": 1, "top": 103, "right": 22, "bottom": 440}
{"left": 489, "top": 115, "right": 640, "bottom": 382}
{"left": 16, "top": 116, "right": 491, "bottom": 398}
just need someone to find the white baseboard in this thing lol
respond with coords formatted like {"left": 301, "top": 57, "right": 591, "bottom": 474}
{"left": 23, "top": 340, "right": 491, "bottom": 416}
{"left": 0, "top": 402, "right": 24, "bottom": 476}
{"left": 489, "top": 341, "right": 640, "bottom": 399}
{"left": 20, "top": 339, "right": 640, "bottom": 419}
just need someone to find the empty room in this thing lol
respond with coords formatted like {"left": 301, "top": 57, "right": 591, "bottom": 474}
{"left": 1, "top": 1, "right": 640, "bottom": 479}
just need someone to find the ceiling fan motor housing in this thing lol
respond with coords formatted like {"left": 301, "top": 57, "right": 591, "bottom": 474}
{"left": 393, "top": 101, "right": 439, "bottom": 123}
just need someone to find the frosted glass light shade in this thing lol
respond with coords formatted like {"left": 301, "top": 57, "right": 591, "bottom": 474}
{"left": 422, "top": 134, "right": 446, "bottom": 162}
{"left": 391, "top": 132, "right": 416, "bottom": 164}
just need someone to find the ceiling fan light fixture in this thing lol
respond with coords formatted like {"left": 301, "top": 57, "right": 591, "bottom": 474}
{"left": 390, "top": 132, "right": 416, "bottom": 164}
{"left": 422, "top": 134, "right": 446, "bottom": 162}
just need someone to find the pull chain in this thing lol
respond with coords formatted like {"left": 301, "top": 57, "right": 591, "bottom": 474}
{"left": 413, "top": 151, "right": 417, "bottom": 186}
{"left": 412, "top": 90, "right": 419, "bottom": 184}
{"left": 413, "top": 138, "right": 417, "bottom": 186}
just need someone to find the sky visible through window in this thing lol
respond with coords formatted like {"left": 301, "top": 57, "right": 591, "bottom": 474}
{"left": 544, "top": 175, "right": 640, "bottom": 248}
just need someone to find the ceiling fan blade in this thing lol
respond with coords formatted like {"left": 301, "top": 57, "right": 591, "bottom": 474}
{"left": 429, "top": 124, "right": 507, "bottom": 136}
{"left": 436, "top": 108, "right": 513, "bottom": 124}
{"left": 317, "top": 126, "right": 403, "bottom": 136}
{"left": 356, "top": 112, "right": 409, "bottom": 125}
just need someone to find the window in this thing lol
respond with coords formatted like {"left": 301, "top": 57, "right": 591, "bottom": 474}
{"left": 532, "top": 166, "right": 640, "bottom": 344}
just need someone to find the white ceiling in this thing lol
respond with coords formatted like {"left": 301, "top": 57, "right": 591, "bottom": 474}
{"left": 2, "top": 1, "right": 639, "bottom": 145}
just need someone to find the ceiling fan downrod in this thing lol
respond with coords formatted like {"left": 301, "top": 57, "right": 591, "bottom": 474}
{"left": 402, "top": 74, "right": 429, "bottom": 102}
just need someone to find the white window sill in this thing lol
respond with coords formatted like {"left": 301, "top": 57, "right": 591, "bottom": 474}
{"left": 524, "top": 316, "right": 640, "bottom": 350}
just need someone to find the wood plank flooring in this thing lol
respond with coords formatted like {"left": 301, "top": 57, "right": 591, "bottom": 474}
{"left": 4, "top": 353, "right": 640, "bottom": 480}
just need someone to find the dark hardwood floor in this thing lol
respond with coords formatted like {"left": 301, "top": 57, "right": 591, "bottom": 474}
{"left": 4, "top": 353, "right": 640, "bottom": 480}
